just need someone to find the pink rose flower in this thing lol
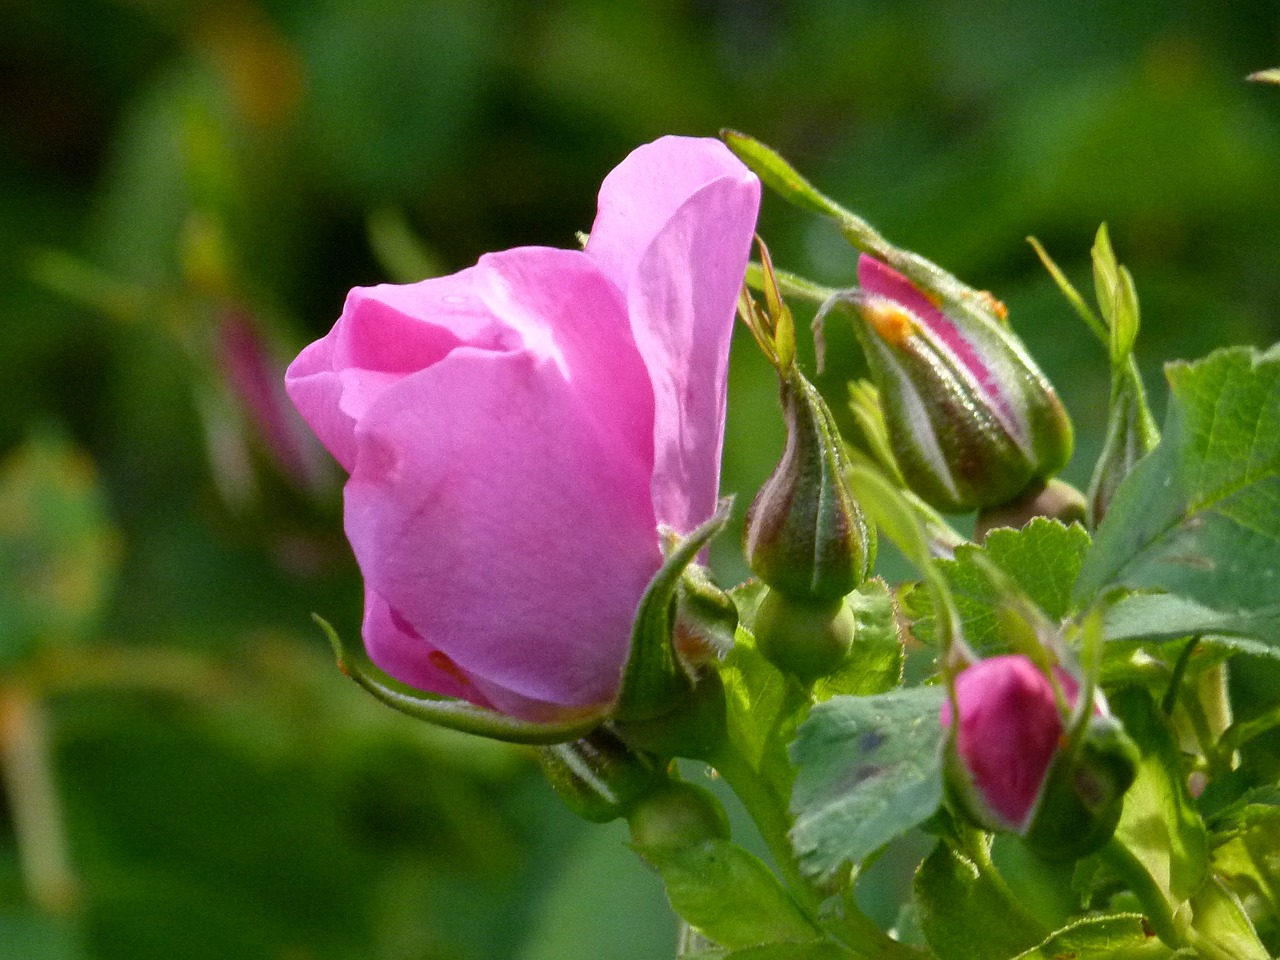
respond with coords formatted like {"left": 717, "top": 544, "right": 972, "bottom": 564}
{"left": 286, "top": 137, "right": 760, "bottom": 721}
{"left": 939, "top": 654, "right": 1081, "bottom": 831}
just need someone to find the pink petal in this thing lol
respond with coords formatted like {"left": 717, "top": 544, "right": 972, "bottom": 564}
{"left": 344, "top": 254, "right": 661, "bottom": 716}
{"left": 363, "top": 586, "right": 493, "bottom": 705}
{"left": 587, "top": 137, "right": 760, "bottom": 532}
{"left": 942, "top": 655, "right": 1065, "bottom": 829}
{"left": 284, "top": 266, "right": 508, "bottom": 471}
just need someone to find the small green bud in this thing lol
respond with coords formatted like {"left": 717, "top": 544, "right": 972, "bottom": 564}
{"left": 744, "top": 369, "right": 873, "bottom": 602}
{"left": 628, "top": 780, "right": 731, "bottom": 858}
{"left": 751, "top": 588, "right": 856, "bottom": 682}
{"left": 826, "top": 256, "right": 1073, "bottom": 514}
{"left": 536, "top": 726, "right": 663, "bottom": 823}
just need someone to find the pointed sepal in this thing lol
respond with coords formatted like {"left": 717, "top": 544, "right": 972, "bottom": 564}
{"left": 314, "top": 615, "right": 605, "bottom": 744}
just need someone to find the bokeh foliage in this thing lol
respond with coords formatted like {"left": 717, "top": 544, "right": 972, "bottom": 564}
{"left": 1, "top": 0, "right": 1278, "bottom": 957}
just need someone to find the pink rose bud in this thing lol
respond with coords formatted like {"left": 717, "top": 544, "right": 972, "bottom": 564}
{"left": 846, "top": 255, "right": 1073, "bottom": 514}
{"left": 939, "top": 655, "right": 1075, "bottom": 833}
{"left": 286, "top": 137, "right": 760, "bottom": 722}
{"left": 940, "top": 655, "right": 1136, "bottom": 857}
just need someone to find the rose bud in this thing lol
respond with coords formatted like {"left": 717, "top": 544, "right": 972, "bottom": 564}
{"left": 940, "top": 655, "right": 1136, "bottom": 858}
{"left": 739, "top": 242, "right": 873, "bottom": 680}
{"left": 286, "top": 137, "right": 760, "bottom": 723}
{"left": 833, "top": 255, "right": 1073, "bottom": 514}
{"left": 536, "top": 726, "right": 663, "bottom": 823}
{"left": 745, "top": 369, "right": 873, "bottom": 605}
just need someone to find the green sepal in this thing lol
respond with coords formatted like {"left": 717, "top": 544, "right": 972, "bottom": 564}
{"left": 314, "top": 615, "right": 605, "bottom": 744}
{"left": 1021, "top": 715, "right": 1140, "bottom": 860}
{"left": 536, "top": 725, "right": 663, "bottom": 823}
{"left": 720, "top": 130, "right": 996, "bottom": 321}
{"left": 614, "top": 499, "right": 734, "bottom": 724}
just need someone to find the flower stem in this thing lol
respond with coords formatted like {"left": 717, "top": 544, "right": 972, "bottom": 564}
{"left": 1098, "top": 835, "right": 1182, "bottom": 948}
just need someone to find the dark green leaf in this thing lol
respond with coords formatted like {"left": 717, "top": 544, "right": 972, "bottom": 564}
{"left": 1074, "top": 346, "right": 1280, "bottom": 621}
{"left": 913, "top": 838, "right": 1048, "bottom": 960}
{"left": 1103, "top": 592, "right": 1280, "bottom": 650}
{"left": 789, "top": 687, "right": 946, "bottom": 882}
{"left": 904, "top": 519, "right": 1091, "bottom": 649}
{"left": 646, "top": 839, "right": 819, "bottom": 950}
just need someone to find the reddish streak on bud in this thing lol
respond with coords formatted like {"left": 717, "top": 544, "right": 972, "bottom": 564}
{"left": 858, "top": 256, "right": 1018, "bottom": 433}
{"left": 219, "top": 308, "right": 327, "bottom": 494}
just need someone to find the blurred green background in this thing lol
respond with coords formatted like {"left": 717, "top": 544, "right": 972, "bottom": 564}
{"left": 2, "top": 1, "right": 1278, "bottom": 957}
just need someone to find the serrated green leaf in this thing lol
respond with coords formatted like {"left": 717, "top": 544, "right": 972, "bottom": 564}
{"left": 1108, "top": 689, "right": 1208, "bottom": 907}
{"left": 1209, "top": 787, "right": 1280, "bottom": 917}
{"left": 646, "top": 839, "right": 820, "bottom": 950}
{"left": 1011, "top": 913, "right": 1170, "bottom": 959}
{"left": 1074, "top": 346, "right": 1280, "bottom": 622}
{"left": 913, "top": 838, "right": 1048, "bottom": 960}
{"left": 905, "top": 519, "right": 1091, "bottom": 650}
{"left": 789, "top": 687, "right": 946, "bottom": 882}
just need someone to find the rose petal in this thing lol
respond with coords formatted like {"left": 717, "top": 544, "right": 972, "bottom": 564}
{"left": 285, "top": 266, "right": 507, "bottom": 471}
{"left": 586, "top": 136, "right": 755, "bottom": 296}
{"left": 363, "top": 586, "right": 492, "bottom": 705}
{"left": 587, "top": 138, "right": 760, "bottom": 532}
{"left": 344, "top": 255, "right": 661, "bottom": 715}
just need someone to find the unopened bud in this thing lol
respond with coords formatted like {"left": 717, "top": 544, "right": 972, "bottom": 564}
{"left": 744, "top": 369, "right": 873, "bottom": 602}
{"left": 536, "top": 726, "right": 663, "bottom": 823}
{"left": 628, "top": 780, "right": 731, "bottom": 858}
{"left": 940, "top": 655, "right": 1136, "bottom": 857}
{"left": 831, "top": 256, "right": 1073, "bottom": 514}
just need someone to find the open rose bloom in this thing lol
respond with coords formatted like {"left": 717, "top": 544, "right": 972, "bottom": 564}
{"left": 286, "top": 137, "right": 760, "bottom": 721}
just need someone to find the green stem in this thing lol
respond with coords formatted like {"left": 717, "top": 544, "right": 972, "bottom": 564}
{"left": 709, "top": 744, "right": 922, "bottom": 960}
{"left": 708, "top": 743, "right": 821, "bottom": 917}
{"left": 1098, "top": 835, "right": 1183, "bottom": 948}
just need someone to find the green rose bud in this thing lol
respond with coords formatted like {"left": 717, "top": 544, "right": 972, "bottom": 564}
{"left": 826, "top": 255, "right": 1073, "bottom": 514}
{"left": 536, "top": 726, "right": 664, "bottom": 823}
{"left": 744, "top": 368, "right": 873, "bottom": 603}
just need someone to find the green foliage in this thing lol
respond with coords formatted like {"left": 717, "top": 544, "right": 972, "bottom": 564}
{"left": 1075, "top": 346, "right": 1280, "bottom": 619}
{"left": 0, "top": 436, "right": 118, "bottom": 665}
{"left": 789, "top": 687, "right": 947, "bottom": 883}
{"left": 914, "top": 836, "right": 1048, "bottom": 960}
{"left": 640, "top": 839, "right": 819, "bottom": 950}
{"left": 1105, "top": 689, "right": 1208, "bottom": 911}
{"left": 905, "top": 518, "right": 1090, "bottom": 649}
{"left": 1011, "top": 914, "right": 1173, "bottom": 959}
